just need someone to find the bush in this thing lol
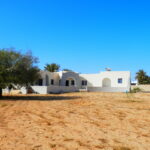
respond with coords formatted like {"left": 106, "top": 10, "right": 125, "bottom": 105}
{"left": 130, "top": 87, "right": 142, "bottom": 93}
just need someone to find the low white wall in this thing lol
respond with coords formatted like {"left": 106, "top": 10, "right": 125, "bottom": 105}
{"left": 131, "top": 85, "right": 150, "bottom": 92}
{"left": 47, "top": 86, "right": 78, "bottom": 94}
{"left": 31, "top": 86, "right": 78, "bottom": 94}
{"left": 23, "top": 84, "right": 130, "bottom": 94}
{"left": 2, "top": 88, "right": 9, "bottom": 94}
{"left": 31, "top": 86, "right": 48, "bottom": 94}
{"left": 87, "top": 87, "right": 129, "bottom": 92}
{"left": 21, "top": 87, "right": 28, "bottom": 94}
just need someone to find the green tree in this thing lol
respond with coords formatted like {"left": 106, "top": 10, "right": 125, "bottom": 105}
{"left": 0, "top": 48, "right": 40, "bottom": 96}
{"left": 44, "top": 63, "right": 60, "bottom": 72}
{"left": 135, "top": 69, "right": 150, "bottom": 84}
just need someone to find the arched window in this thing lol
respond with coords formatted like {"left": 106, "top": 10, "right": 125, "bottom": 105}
{"left": 65, "top": 78, "right": 76, "bottom": 86}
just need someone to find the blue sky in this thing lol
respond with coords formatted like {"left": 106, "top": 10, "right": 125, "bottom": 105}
{"left": 0, "top": 0, "right": 150, "bottom": 80}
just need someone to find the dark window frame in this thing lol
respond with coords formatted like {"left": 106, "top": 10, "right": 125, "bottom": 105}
{"left": 82, "top": 80, "right": 87, "bottom": 86}
{"left": 51, "top": 79, "right": 54, "bottom": 85}
{"left": 118, "top": 78, "right": 123, "bottom": 84}
{"left": 66, "top": 80, "right": 69, "bottom": 86}
{"left": 38, "top": 79, "right": 43, "bottom": 86}
{"left": 71, "top": 80, "right": 75, "bottom": 86}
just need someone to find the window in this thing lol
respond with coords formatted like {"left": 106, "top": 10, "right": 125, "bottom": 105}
{"left": 45, "top": 75, "right": 49, "bottom": 86}
{"left": 71, "top": 80, "right": 75, "bottom": 86}
{"left": 85, "top": 80, "right": 87, "bottom": 85}
{"left": 118, "top": 78, "right": 123, "bottom": 84}
{"left": 38, "top": 79, "right": 43, "bottom": 86}
{"left": 82, "top": 80, "right": 84, "bottom": 85}
{"left": 82, "top": 80, "right": 87, "bottom": 86}
{"left": 51, "top": 79, "right": 54, "bottom": 85}
{"left": 66, "top": 80, "right": 69, "bottom": 86}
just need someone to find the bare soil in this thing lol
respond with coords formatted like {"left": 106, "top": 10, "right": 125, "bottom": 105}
{"left": 0, "top": 92, "right": 150, "bottom": 150}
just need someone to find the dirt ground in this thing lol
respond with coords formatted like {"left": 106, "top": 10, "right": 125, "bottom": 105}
{"left": 0, "top": 92, "right": 150, "bottom": 150}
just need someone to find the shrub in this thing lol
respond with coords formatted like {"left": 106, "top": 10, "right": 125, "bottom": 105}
{"left": 130, "top": 87, "right": 142, "bottom": 93}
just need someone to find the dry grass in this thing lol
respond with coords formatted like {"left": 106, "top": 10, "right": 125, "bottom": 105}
{"left": 0, "top": 92, "right": 150, "bottom": 150}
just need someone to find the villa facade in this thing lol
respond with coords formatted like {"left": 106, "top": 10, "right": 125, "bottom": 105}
{"left": 21, "top": 70, "right": 131, "bottom": 94}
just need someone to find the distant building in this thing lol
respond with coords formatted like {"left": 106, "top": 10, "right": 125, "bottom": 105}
{"left": 131, "top": 80, "right": 138, "bottom": 85}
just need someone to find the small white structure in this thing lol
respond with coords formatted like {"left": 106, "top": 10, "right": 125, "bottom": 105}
{"left": 131, "top": 80, "right": 138, "bottom": 85}
{"left": 22, "top": 70, "right": 131, "bottom": 94}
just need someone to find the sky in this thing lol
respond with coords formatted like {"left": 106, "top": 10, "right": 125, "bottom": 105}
{"left": 0, "top": 0, "right": 150, "bottom": 80}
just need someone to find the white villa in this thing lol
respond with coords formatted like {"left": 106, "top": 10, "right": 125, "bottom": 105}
{"left": 21, "top": 70, "right": 131, "bottom": 94}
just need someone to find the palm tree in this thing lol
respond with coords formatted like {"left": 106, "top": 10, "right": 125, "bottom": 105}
{"left": 135, "top": 69, "right": 150, "bottom": 84}
{"left": 44, "top": 63, "right": 60, "bottom": 72}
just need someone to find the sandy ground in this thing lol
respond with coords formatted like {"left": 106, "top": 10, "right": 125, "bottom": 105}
{"left": 0, "top": 92, "right": 150, "bottom": 150}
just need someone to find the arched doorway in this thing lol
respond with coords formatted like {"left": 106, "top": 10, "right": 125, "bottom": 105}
{"left": 65, "top": 78, "right": 76, "bottom": 86}
{"left": 102, "top": 78, "right": 111, "bottom": 87}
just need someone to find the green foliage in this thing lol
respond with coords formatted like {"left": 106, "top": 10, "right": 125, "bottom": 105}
{"left": 0, "top": 49, "right": 20, "bottom": 88}
{"left": 135, "top": 69, "right": 150, "bottom": 84}
{"left": 44, "top": 63, "right": 60, "bottom": 72}
{"left": 0, "top": 48, "right": 40, "bottom": 95}
{"left": 130, "top": 87, "right": 142, "bottom": 93}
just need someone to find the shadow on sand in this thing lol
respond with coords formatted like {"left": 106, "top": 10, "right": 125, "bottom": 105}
{"left": 0, "top": 95, "right": 81, "bottom": 101}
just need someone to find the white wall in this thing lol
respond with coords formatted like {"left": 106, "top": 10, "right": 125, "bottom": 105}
{"left": 60, "top": 71, "right": 81, "bottom": 88}
{"left": 21, "top": 87, "right": 28, "bottom": 94}
{"left": 31, "top": 86, "right": 47, "bottom": 94}
{"left": 100, "top": 71, "right": 130, "bottom": 88}
{"left": 80, "top": 71, "right": 131, "bottom": 91}
{"left": 2, "top": 88, "right": 10, "bottom": 94}
{"left": 87, "top": 87, "right": 129, "bottom": 92}
{"left": 21, "top": 86, "right": 48, "bottom": 94}
{"left": 131, "top": 85, "right": 150, "bottom": 92}
{"left": 47, "top": 86, "right": 78, "bottom": 93}
{"left": 80, "top": 74, "right": 101, "bottom": 87}
{"left": 31, "top": 85, "right": 78, "bottom": 94}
